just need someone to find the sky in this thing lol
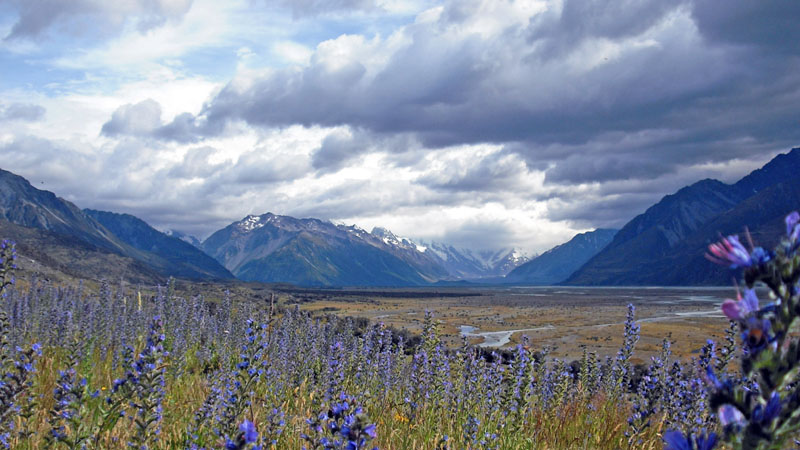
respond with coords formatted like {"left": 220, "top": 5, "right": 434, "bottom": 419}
{"left": 0, "top": 0, "right": 798, "bottom": 254}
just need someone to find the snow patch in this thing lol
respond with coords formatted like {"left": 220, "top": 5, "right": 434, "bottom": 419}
{"left": 238, "top": 215, "right": 265, "bottom": 232}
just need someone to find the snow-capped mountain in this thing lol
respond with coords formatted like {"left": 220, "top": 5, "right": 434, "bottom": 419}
{"left": 199, "top": 212, "right": 529, "bottom": 286}
{"left": 368, "top": 228, "right": 530, "bottom": 279}
{"left": 201, "top": 213, "right": 449, "bottom": 286}
{"left": 370, "top": 227, "right": 426, "bottom": 252}
{"left": 419, "top": 241, "right": 531, "bottom": 279}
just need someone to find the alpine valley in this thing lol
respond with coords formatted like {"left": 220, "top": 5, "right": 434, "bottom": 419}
{"left": 0, "top": 147, "right": 798, "bottom": 287}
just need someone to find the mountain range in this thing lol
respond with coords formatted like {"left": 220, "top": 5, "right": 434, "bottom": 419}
{"left": 566, "top": 148, "right": 800, "bottom": 285}
{"left": 416, "top": 240, "right": 531, "bottom": 280}
{"left": 200, "top": 213, "right": 529, "bottom": 286}
{"left": 0, "top": 168, "right": 233, "bottom": 283}
{"left": 0, "top": 147, "right": 798, "bottom": 286}
{"left": 0, "top": 169, "right": 529, "bottom": 285}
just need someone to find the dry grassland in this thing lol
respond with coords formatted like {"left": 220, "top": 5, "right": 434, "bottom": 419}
{"left": 288, "top": 286, "right": 737, "bottom": 362}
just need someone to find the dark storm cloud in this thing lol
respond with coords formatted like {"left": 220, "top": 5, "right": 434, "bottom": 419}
{"left": 194, "top": 0, "right": 711, "bottom": 146}
{"left": 3, "top": 0, "right": 193, "bottom": 41}
{"left": 21, "top": 0, "right": 797, "bottom": 236}
{"left": 311, "top": 129, "right": 371, "bottom": 172}
{"left": 0, "top": 103, "right": 45, "bottom": 122}
{"left": 546, "top": 192, "right": 660, "bottom": 229}
{"left": 525, "top": 0, "right": 680, "bottom": 58}
{"left": 691, "top": 1, "right": 800, "bottom": 56}
{"left": 178, "top": 0, "right": 800, "bottom": 186}
{"left": 544, "top": 155, "right": 670, "bottom": 184}
{"left": 154, "top": 113, "right": 212, "bottom": 143}
{"left": 310, "top": 129, "right": 419, "bottom": 173}
{"left": 418, "top": 152, "right": 529, "bottom": 192}
{"left": 542, "top": 147, "right": 786, "bottom": 228}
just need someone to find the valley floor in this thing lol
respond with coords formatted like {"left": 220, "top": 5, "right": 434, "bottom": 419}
{"left": 287, "top": 285, "right": 736, "bottom": 362}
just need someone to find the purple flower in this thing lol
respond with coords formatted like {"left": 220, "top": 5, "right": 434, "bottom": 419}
{"left": 752, "top": 392, "right": 781, "bottom": 426}
{"left": 663, "top": 429, "right": 718, "bottom": 450}
{"left": 663, "top": 430, "right": 691, "bottom": 450}
{"left": 742, "top": 316, "right": 775, "bottom": 353}
{"left": 786, "top": 211, "right": 800, "bottom": 240}
{"left": 721, "top": 288, "right": 759, "bottom": 321}
{"left": 706, "top": 235, "right": 752, "bottom": 268}
{"left": 749, "top": 247, "right": 771, "bottom": 265}
{"left": 240, "top": 420, "right": 258, "bottom": 444}
{"left": 695, "top": 432, "right": 718, "bottom": 450}
{"left": 717, "top": 404, "right": 745, "bottom": 427}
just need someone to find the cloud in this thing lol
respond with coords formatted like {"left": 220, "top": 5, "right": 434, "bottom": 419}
{"left": 0, "top": 135, "right": 98, "bottom": 188}
{"left": 171, "top": 0, "right": 799, "bottom": 173}
{"left": 3, "top": 0, "right": 800, "bottom": 253}
{"left": 101, "top": 99, "right": 163, "bottom": 137}
{"left": 155, "top": 113, "right": 209, "bottom": 143}
{"left": 101, "top": 99, "right": 209, "bottom": 143}
{"left": 545, "top": 192, "right": 659, "bottom": 229}
{"left": 0, "top": 103, "right": 45, "bottom": 122}
{"left": 417, "top": 150, "right": 530, "bottom": 193}
{"left": 691, "top": 1, "right": 800, "bottom": 57}
{"left": 228, "top": 147, "right": 311, "bottom": 184}
{"left": 310, "top": 128, "right": 421, "bottom": 173}
{"left": 3, "top": 0, "right": 194, "bottom": 41}
{"left": 167, "top": 146, "right": 230, "bottom": 179}
{"left": 434, "top": 218, "right": 519, "bottom": 251}
{"left": 527, "top": 0, "right": 681, "bottom": 58}
{"left": 311, "top": 128, "right": 371, "bottom": 172}
{"left": 264, "top": 0, "right": 380, "bottom": 18}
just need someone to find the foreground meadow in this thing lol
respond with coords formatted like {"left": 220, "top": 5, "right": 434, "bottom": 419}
{"left": 0, "top": 277, "right": 660, "bottom": 449}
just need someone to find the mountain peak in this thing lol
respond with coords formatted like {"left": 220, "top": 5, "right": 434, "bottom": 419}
{"left": 734, "top": 148, "right": 800, "bottom": 196}
{"left": 236, "top": 212, "right": 282, "bottom": 232}
{"left": 370, "top": 226, "right": 394, "bottom": 238}
{"left": 237, "top": 215, "right": 266, "bottom": 232}
{"left": 417, "top": 241, "right": 529, "bottom": 279}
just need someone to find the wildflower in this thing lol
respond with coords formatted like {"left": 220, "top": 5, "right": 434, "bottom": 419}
{"left": 786, "top": 211, "right": 800, "bottom": 240}
{"left": 706, "top": 235, "right": 754, "bottom": 269}
{"left": 225, "top": 421, "right": 261, "bottom": 450}
{"left": 663, "top": 429, "right": 718, "bottom": 450}
{"left": 240, "top": 420, "right": 258, "bottom": 443}
{"left": 717, "top": 404, "right": 745, "bottom": 428}
{"left": 752, "top": 392, "right": 781, "bottom": 426}
{"left": 749, "top": 246, "right": 772, "bottom": 265}
{"left": 741, "top": 316, "right": 775, "bottom": 354}
{"left": 721, "top": 288, "right": 759, "bottom": 321}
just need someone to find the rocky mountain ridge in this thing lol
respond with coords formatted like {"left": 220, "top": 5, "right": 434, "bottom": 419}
{"left": 566, "top": 148, "right": 800, "bottom": 285}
